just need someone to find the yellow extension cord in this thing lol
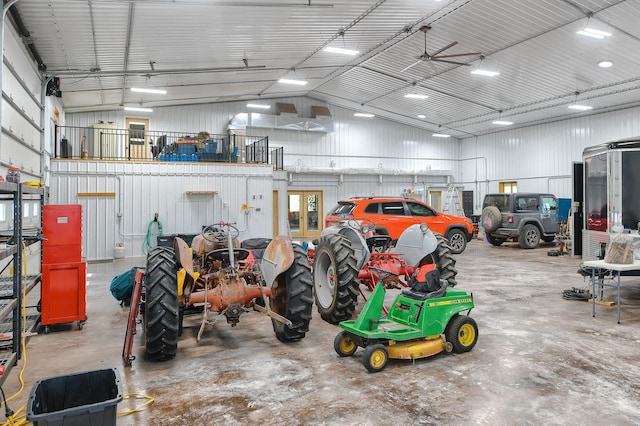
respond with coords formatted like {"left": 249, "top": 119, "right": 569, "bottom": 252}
{"left": 0, "top": 244, "right": 154, "bottom": 425}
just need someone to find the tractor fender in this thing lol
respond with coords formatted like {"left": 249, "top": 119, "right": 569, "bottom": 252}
{"left": 392, "top": 224, "right": 438, "bottom": 267}
{"left": 173, "top": 237, "right": 195, "bottom": 279}
{"left": 321, "top": 225, "right": 370, "bottom": 270}
{"left": 261, "top": 236, "right": 295, "bottom": 287}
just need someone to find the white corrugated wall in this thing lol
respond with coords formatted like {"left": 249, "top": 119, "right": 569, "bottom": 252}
{"left": 49, "top": 160, "right": 272, "bottom": 261}
{"left": 460, "top": 105, "right": 640, "bottom": 214}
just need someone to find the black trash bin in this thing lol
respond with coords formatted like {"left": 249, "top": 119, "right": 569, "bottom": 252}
{"left": 27, "top": 368, "right": 123, "bottom": 426}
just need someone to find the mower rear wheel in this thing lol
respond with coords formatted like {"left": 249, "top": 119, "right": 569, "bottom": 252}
{"left": 362, "top": 344, "right": 389, "bottom": 373}
{"left": 270, "top": 243, "right": 314, "bottom": 342}
{"left": 312, "top": 234, "right": 359, "bottom": 324}
{"left": 144, "top": 247, "right": 179, "bottom": 361}
{"left": 428, "top": 233, "right": 458, "bottom": 287}
{"left": 334, "top": 331, "right": 358, "bottom": 357}
{"left": 445, "top": 315, "right": 478, "bottom": 353}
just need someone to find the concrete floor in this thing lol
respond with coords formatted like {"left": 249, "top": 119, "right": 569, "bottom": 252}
{"left": 3, "top": 238, "right": 640, "bottom": 425}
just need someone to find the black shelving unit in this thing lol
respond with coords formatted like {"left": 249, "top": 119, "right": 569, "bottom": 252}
{"left": 0, "top": 182, "right": 46, "bottom": 385}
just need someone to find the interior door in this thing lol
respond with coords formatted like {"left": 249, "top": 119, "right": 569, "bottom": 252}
{"left": 288, "top": 191, "right": 322, "bottom": 242}
{"left": 126, "top": 117, "right": 149, "bottom": 160}
{"left": 429, "top": 191, "right": 442, "bottom": 211}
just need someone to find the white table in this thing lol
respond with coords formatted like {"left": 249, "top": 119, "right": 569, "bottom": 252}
{"left": 582, "top": 259, "right": 640, "bottom": 323}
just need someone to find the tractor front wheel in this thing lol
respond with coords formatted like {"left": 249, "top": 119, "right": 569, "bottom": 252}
{"left": 270, "top": 243, "right": 314, "bottom": 342}
{"left": 144, "top": 247, "right": 180, "bottom": 361}
{"left": 362, "top": 344, "right": 389, "bottom": 373}
{"left": 334, "top": 331, "right": 358, "bottom": 357}
{"left": 312, "top": 234, "right": 359, "bottom": 324}
{"left": 445, "top": 315, "right": 478, "bottom": 353}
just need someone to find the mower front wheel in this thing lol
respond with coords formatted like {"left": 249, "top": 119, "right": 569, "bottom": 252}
{"left": 362, "top": 344, "right": 388, "bottom": 373}
{"left": 445, "top": 315, "right": 478, "bottom": 353}
{"left": 334, "top": 331, "right": 358, "bottom": 357}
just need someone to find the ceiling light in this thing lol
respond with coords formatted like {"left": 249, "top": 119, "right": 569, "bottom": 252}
{"left": 278, "top": 78, "right": 308, "bottom": 86}
{"left": 323, "top": 46, "right": 359, "bottom": 56}
{"left": 405, "top": 93, "right": 428, "bottom": 100}
{"left": 417, "top": 114, "right": 426, "bottom": 119}
{"left": 598, "top": 60, "right": 613, "bottom": 68}
{"left": 471, "top": 69, "right": 500, "bottom": 77}
{"left": 577, "top": 27, "right": 611, "bottom": 39}
{"left": 433, "top": 133, "right": 451, "bottom": 138}
{"left": 354, "top": 112, "right": 374, "bottom": 118}
{"left": 492, "top": 120, "right": 513, "bottom": 126}
{"left": 130, "top": 87, "right": 166, "bottom": 95}
{"left": 246, "top": 103, "right": 271, "bottom": 109}
{"left": 124, "top": 106, "right": 153, "bottom": 112}
{"left": 568, "top": 104, "right": 593, "bottom": 111}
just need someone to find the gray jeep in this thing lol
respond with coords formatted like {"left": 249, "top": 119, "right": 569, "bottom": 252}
{"left": 480, "top": 193, "right": 560, "bottom": 249}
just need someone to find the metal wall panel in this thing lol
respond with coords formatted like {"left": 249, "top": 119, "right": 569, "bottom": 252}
{"left": 49, "top": 161, "right": 273, "bottom": 261}
{"left": 460, "top": 104, "right": 640, "bottom": 214}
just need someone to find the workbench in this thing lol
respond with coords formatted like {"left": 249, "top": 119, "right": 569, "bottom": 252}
{"left": 582, "top": 259, "right": 640, "bottom": 323}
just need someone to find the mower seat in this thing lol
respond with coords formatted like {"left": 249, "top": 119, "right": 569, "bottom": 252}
{"left": 401, "top": 279, "right": 449, "bottom": 300}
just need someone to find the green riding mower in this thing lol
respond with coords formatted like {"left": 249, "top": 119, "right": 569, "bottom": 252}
{"left": 333, "top": 223, "right": 478, "bottom": 372}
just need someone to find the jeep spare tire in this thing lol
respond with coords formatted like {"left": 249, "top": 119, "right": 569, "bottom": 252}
{"left": 481, "top": 206, "right": 501, "bottom": 233}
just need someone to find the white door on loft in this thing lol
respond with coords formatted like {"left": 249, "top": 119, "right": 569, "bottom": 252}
{"left": 126, "top": 117, "right": 150, "bottom": 160}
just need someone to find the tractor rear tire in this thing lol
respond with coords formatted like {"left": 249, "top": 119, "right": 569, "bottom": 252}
{"left": 481, "top": 206, "right": 501, "bottom": 233}
{"left": 429, "top": 233, "right": 458, "bottom": 287}
{"left": 144, "top": 247, "right": 179, "bottom": 361}
{"left": 445, "top": 315, "right": 478, "bottom": 353}
{"left": 270, "top": 243, "right": 314, "bottom": 342}
{"left": 312, "top": 234, "right": 359, "bottom": 324}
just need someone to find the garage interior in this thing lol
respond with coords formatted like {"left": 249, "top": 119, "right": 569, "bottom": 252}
{"left": 0, "top": 0, "right": 639, "bottom": 425}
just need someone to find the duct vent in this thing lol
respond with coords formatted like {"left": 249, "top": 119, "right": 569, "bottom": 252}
{"left": 277, "top": 103, "right": 298, "bottom": 115}
{"left": 312, "top": 106, "right": 331, "bottom": 117}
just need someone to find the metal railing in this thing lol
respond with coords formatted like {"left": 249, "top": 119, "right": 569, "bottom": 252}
{"left": 54, "top": 125, "right": 277, "bottom": 167}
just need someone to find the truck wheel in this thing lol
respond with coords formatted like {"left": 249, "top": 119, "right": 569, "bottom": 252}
{"left": 445, "top": 315, "right": 478, "bottom": 353}
{"left": 486, "top": 234, "right": 505, "bottom": 246}
{"left": 428, "top": 233, "right": 458, "bottom": 287}
{"left": 334, "top": 330, "right": 357, "bottom": 357}
{"left": 518, "top": 224, "right": 540, "bottom": 249}
{"left": 446, "top": 228, "right": 467, "bottom": 254}
{"left": 270, "top": 243, "right": 314, "bottom": 342}
{"left": 144, "top": 247, "right": 179, "bottom": 361}
{"left": 312, "top": 234, "right": 359, "bottom": 324}
{"left": 481, "top": 206, "right": 501, "bottom": 233}
{"left": 362, "top": 344, "right": 388, "bottom": 372}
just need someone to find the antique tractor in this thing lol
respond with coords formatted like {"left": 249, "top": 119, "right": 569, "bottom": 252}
{"left": 334, "top": 224, "right": 478, "bottom": 372}
{"left": 143, "top": 222, "right": 313, "bottom": 361}
{"left": 312, "top": 219, "right": 458, "bottom": 324}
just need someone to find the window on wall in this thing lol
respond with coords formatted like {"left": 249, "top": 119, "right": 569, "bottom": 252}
{"left": 500, "top": 181, "right": 518, "bottom": 193}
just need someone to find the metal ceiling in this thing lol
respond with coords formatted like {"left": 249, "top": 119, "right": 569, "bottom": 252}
{"left": 10, "top": 0, "right": 640, "bottom": 137}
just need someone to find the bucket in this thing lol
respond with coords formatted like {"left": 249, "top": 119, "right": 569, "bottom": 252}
{"left": 113, "top": 246, "right": 125, "bottom": 259}
{"left": 81, "top": 150, "right": 88, "bottom": 160}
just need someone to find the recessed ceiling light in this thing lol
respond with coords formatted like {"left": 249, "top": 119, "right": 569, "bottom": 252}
{"left": 568, "top": 104, "right": 593, "bottom": 111}
{"left": 577, "top": 27, "right": 611, "bottom": 39}
{"left": 433, "top": 133, "right": 451, "bottom": 138}
{"left": 598, "top": 60, "right": 613, "bottom": 68}
{"left": 471, "top": 69, "right": 500, "bottom": 77}
{"left": 323, "top": 46, "right": 359, "bottom": 56}
{"left": 492, "top": 120, "right": 513, "bottom": 126}
{"left": 130, "top": 87, "right": 166, "bottom": 95}
{"left": 405, "top": 93, "right": 428, "bottom": 100}
{"left": 354, "top": 112, "right": 374, "bottom": 118}
{"left": 278, "top": 78, "right": 308, "bottom": 86}
{"left": 124, "top": 106, "right": 153, "bottom": 112}
{"left": 247, "top": 103, "right": 271, "bottom": 109}
{"left": 417, "top": 114, "right": 426, "bottom": 119}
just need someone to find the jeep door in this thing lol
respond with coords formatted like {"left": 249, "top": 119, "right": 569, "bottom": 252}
{"left": 540, "top": 195, "right": 560, "bottom": 234}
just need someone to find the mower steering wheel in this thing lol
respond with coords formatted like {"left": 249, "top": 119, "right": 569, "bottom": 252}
{"left": 202, "top": 222, "right": 239, "bottom": 243}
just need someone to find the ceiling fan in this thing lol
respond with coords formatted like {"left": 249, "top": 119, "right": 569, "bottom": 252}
{"left": 401, "top": 25, "right": 481, "bottom": 72}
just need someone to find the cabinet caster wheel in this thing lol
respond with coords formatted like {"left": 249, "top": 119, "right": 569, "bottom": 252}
{"left": 78, "top": 321, "right": 85, "bottom": 330}
{"left": 44, "top": 326, "right": 50, "bottom": 335}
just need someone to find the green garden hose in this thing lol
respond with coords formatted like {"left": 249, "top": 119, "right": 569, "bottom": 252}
{"left": 142, "top": 213, "right": 163, "bottom": 254}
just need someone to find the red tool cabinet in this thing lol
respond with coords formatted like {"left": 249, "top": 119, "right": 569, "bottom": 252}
{"left": 41, "top": 205, "right": 86, "bottom": 332}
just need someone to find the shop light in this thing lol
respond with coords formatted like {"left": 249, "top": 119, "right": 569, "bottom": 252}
{"left": 246, "top": 103, "right": 271, "bottom": 109}
{"left": 130, "top": 87, "right": 166, "bottom": 95}
{"left": 278, "top": 78, "right": 308, "bottom": 86}
{"left": 323, "top": 46, "right": 359, "bottom": 56}
{"left": 124, "top": 106, "right": 153, "bottom": 112}
{"left": 354, "top": 112, "right": 374, "bottom": 118}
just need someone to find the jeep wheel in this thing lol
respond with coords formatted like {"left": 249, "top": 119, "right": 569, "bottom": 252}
{"left": 144, "top": 247, "right": 179, "bottom": 361}
{"left": 519, "top": 224, "right": 540, "bottom": 249}
{"left": 427, "top": 233, "right": 458, "bottom": 287}
{"left": 270, "top": 243, "right": 314, "bottom": 342}
{"left": 313, "top": 234, "right": 359, "bottom": 324}
{"left": 481, "top": 206, "right": 501, "bottom": 233}
{"left": 486, "top": 234, "right": 505, "bottom": 246}
{"left": 446, "top": 229, "right": 467, "bottom": 254}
